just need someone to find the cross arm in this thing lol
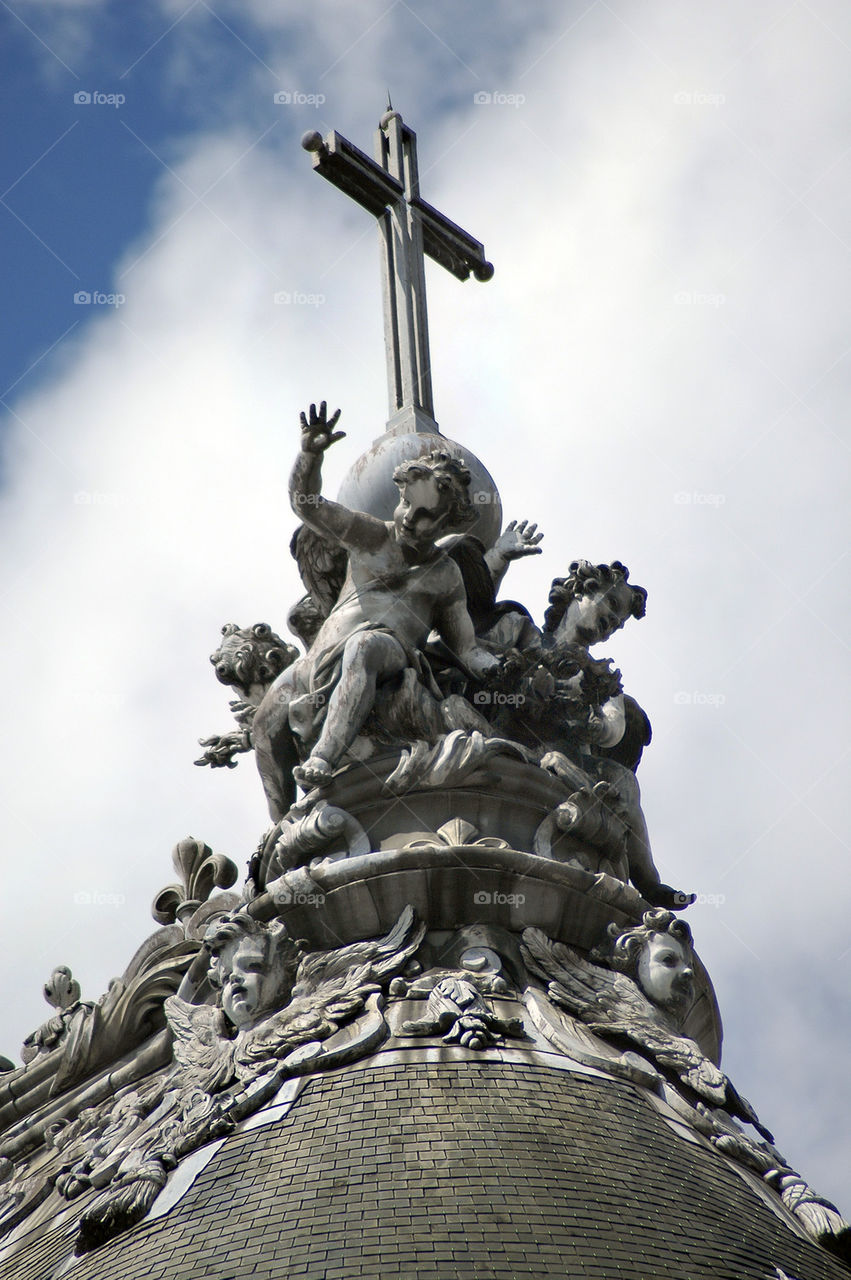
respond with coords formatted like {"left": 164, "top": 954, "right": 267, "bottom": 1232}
{"left": 302, "top": 130, "right": 402, "bottom": 220}
{"left": 413, "top": 196, "right": 494, "bottom": 283}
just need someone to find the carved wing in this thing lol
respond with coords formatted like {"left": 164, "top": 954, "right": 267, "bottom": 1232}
{"left": 521, "top": 928, "right": 771, "bottom": 1123}
{"left": 290, "top": 524, "right": 348, "bottom": 618}
{"left": 164, "top": 996, "right": 234, "bottom": 1088}
{"left": 521, "top": 928, "right": 622, "bottom": 1018}
{"left": 235, "top": 908, "right": 425, "bottom": 1073}
{"left": 291, "top": 905, "right": 425, "bottom": 998}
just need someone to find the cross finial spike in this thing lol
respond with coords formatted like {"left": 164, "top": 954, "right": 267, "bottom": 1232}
{"left": 386, "top": 91, "right": 393, "bottom": 111}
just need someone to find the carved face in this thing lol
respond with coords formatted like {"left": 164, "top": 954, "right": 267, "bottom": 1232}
{"left": 637, "top": 933, "right": 694, "bottom": 1016}
{"left": 393, "top": 474, "right": 450, "bottom": 551}
{"left": 220, "top": 937, "right": 283, "bottom": 1031}
{"left": 557, "top": 581, "right": 635, "bottom": 648}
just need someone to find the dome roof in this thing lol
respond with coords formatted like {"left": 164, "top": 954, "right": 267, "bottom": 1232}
{"left": 10, "top": 1052, "right": 851, "bottom": 1280}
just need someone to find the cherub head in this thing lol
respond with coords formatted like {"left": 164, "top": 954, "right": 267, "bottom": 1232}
{"left": 204, "top": 913, "right": 301, "bottom": 1032}
{"left": 392, "top": 451, "right": 474, "bottom": 550}
{"left": 596, "top": 909, "right": 695, "bottom": 1021}
{"left": 544, "top": 560, "right": 647, "bottom": 648}
{"left": 210, "top": 623, "right": 298, "bottom": 699}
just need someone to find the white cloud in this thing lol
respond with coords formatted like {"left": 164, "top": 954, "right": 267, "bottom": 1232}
{"left": 1, "top": 0, "right": 849, "bottom": 1213}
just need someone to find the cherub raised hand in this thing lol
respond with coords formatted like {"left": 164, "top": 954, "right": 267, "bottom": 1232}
{"left": 484, "top": 518, "right": 543, "bottom": 591}
{"left": 299, "top": 401, "right": 345, "bottom": 454}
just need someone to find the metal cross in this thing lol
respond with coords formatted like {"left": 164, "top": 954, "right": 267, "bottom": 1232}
{"left": 302, "top": 108, "right": 493, "bottom": 437}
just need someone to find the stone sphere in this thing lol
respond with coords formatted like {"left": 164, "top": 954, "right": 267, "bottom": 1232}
{"left": 336, "top": 430, "right": 503, "bottom": 547}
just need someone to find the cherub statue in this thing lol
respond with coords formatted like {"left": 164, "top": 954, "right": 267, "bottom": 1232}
{"left": 205, "top": 913, "right": 301, "bottom": 1035}
{"left": 195, "top": 623, "right": 299, "bottom": 770}
{"left": 522, "top": 910, "right": 768, "bottom": 1133}
{"left": 541, "top": 558, "right": 648, "bottom": 757}
{"left": 536, "top": 560, "right": 692, "bottom": 908}
{"left": 252, "top": 403, "right": 502, "bottom": 817}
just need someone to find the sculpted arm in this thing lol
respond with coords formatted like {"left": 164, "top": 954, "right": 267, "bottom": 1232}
{"left": 437, "top": 571, "right": 501, "bottom": 677}
{"left": 290, "top": 402, "right": 386, "bottom": 552}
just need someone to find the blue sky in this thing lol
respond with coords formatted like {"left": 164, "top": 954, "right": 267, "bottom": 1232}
{"left": 0, "top": 2, "right": 536, "bottom": 408}
{"left": 1, "top": 0, "right": 849, "bottom": 1219}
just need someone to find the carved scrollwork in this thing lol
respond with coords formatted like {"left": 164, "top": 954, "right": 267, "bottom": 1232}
{"left": 268, "top": 801, "right": 369, "bottom": 876}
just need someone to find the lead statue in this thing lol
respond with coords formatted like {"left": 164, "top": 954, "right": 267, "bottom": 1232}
{"left": 252, "top": 403, "right": 501, "bottom": 818}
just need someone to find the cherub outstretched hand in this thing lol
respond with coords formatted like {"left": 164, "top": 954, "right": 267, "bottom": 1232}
{"left": 492, "top": 519, "right": 543, "bottom": 562}
{"left": 485, "top": 519, "right": 543, "bottom": 590}
{"left": 299, "top": 401, "right": 345, "bottom": 454}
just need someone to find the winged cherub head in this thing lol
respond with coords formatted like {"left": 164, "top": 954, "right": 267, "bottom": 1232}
{"left": 204, "top": 913, "right": 301, "bottom": 1032}
{"left": 597, "top": 909, "right": 695, "bottom": 1023}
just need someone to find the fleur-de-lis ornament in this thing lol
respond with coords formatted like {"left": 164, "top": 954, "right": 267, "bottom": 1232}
{"left": 151, "top": 837, "right": 238, "bottom": 928}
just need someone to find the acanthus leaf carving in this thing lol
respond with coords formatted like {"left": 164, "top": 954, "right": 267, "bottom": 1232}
{"left": 384, "top": 730, "right": 527, "bottom": 795}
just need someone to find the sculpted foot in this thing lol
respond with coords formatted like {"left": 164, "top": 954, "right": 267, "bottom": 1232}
{"left": 293, "top": 755, "right": 334, "bottom": 790}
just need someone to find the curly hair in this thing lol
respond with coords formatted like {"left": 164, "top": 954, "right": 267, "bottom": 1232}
{"left": 210, "top": 622, "right": 298, "bottom": 693}
{"left": 203, "top": 912, "right": 301, "bottom": 997}
{"left": 592, "top": 908, "right": 693, "bottom": 975}
{"left": 392, "top": 450, "right": 474, "bottom": 528}
{"left": 543, "top": 559, "right": 647, "bottom": 635}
